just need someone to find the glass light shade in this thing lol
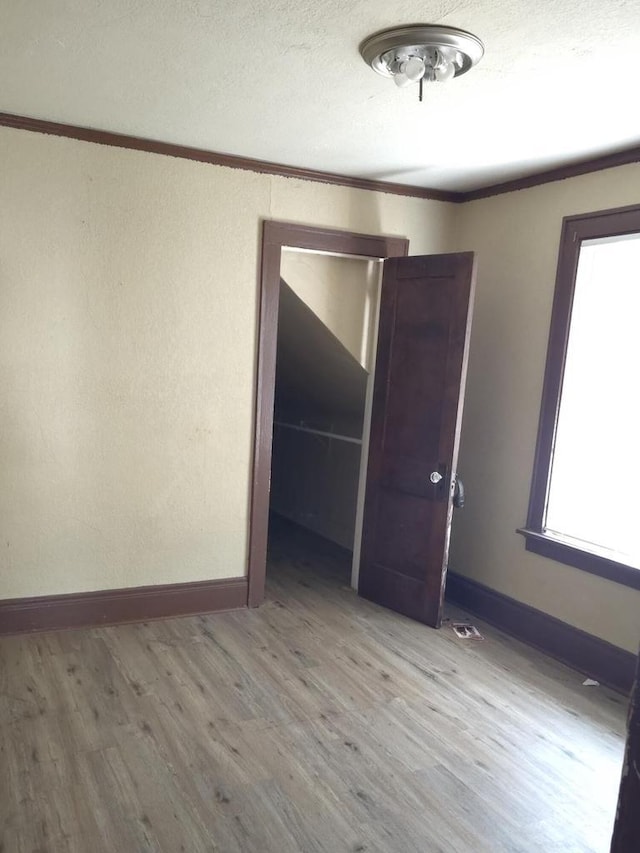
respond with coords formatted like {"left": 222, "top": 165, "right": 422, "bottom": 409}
{"left": 360, "top": 25, "right": 485, "bottom": 89}
{"left": 403, "top": 56, "right": 426, "bottom": 82}
{"left": 434, "top": 60, "right": 455, "bottom": 82}
{"left": 393, "top": 71, "right": 411, "bottom": 87}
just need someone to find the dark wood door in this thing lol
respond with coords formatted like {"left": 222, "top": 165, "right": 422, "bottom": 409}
{"left": 359, "top": 252, "right": 476, "bottom": 627}
{"left": 610, "top": 651, "right": 640, "bottom": 852}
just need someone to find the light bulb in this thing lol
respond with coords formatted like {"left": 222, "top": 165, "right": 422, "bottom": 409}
{"left": 403, "top": 56, "right": 425, "bottom": 83}
{"left": 434, "top": 59, "right": 455, "bottom": 82}
{"left": 392, "top": 55, "right": 425, "bottom": 87}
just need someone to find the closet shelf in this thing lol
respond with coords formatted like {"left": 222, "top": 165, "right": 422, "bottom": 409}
{"left": 274, "top": 421, "right": 362, "bottom": 445}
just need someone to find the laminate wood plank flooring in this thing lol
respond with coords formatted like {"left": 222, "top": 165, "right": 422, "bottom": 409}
{"left": 1, "top": 522, "right": 628, "bottom": 852}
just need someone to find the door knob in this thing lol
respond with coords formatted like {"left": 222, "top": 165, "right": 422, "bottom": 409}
{"left": 429, "top": 471, "right": 443, "bottom": 484}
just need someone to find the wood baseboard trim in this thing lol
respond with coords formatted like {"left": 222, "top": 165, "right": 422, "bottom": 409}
{"left": 446, "top": 572, "right": 636, "bottom": 695}
{"left": 0, "top": 577, "right": 248, "bottom": 635}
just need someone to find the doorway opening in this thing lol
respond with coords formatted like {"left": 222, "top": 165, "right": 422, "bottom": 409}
{"left": 269, "top": 250, "right": 382, "bottom": 591}
{"left": 248, "top": 222, "right": 409, "bottom": 607}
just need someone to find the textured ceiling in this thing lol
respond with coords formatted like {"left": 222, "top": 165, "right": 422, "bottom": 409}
{"left": 2, "top": 0, "right": 639, "bottom": 190}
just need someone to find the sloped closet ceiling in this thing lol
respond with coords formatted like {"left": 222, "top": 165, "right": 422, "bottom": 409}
{"left": 275, "top": 281, "right": 367, "bottom": 435}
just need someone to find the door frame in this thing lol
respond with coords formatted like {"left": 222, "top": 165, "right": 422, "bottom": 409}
{"left": 247, "top": 221, "right": 409, "bottom": 606}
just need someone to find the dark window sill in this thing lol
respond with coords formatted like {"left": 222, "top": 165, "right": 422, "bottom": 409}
{"left": 517, "top": 528, "right": 640, "bottom": 591}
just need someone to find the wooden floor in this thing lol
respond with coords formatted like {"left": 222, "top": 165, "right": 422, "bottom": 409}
{"left": 1, "top": 524, "right": 628, "bottom": 853}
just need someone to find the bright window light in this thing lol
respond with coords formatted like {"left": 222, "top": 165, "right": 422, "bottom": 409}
{"left": 544, "top": 233, "right": 640, "bottom": 568}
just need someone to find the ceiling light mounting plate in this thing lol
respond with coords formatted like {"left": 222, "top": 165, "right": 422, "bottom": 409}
{"left": 360, "top": 24, "right": 484, "bottom": 85}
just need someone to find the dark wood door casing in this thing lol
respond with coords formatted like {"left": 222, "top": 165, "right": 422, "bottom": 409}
{"left": 248, "top": 221, "right": 409, "bottom": 607}
{"left": 610, "top": 651, "right": 640, "bottom": 852}
{"left": 359, "top": 253, "right": 476, "bottom": 627}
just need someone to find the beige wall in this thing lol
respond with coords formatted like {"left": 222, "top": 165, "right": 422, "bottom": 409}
{"left": 280, "top": 252, "right": 379, "bottom": 369}
{"left": 0, "top": 125, "right": 455, "bottom": 599}
{"left": 450, "top": 164, "right": 640, "bottom": 653}
{"left": 4, "top": 123, "right": 636, "bottom": 654}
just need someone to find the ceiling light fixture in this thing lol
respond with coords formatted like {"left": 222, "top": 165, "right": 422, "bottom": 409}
{"left": 360, "top": 24, "right": 484, "bottom": 100}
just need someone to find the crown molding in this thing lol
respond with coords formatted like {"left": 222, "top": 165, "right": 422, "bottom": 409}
{"left": 0, "top": 111, "right": 461, "bottom": 203}
{"left": 2, "top": 111, "right": 639, "bottom": 203}
{"left": 459, "top": 145, "right": 640, "bottom": 201}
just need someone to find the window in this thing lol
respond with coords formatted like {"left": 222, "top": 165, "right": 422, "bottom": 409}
{"left": 519, "top": 204, "right": 640, "bottom": 590}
